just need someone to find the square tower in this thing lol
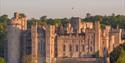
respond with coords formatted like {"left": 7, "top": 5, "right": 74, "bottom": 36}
{"left": 7, "top": 12, "right": 28, "bottom": 63}
{"left": 70, "top": 17, "right": 81, "bottom": 33}
{"left": 45, "top": 25, "right": 55, "bottom": 63}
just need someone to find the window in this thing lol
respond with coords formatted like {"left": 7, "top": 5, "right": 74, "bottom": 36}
{"left": 82, "top": 45, "right": 85, "bottom": 51}
{"left": 63, "top": 45, "right": 66, "bottom": 51}
{"left": 76, "top": 45, "right": 78, "bottom": 51}
{"left": 92, "top": 41, "right": 93, "bottom": 44}
{"left": 90, "top": 47, "right": 93, "bottom": 52}
{"left": 69, "top": 44, "right": 72, "bottom": 51}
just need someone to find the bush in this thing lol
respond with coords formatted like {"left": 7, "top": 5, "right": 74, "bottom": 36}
{"left": 0, "top": 57, "right": 6, "bottom": 63}
{"left": 117, "top": 49, "right": 125, "bottom": 63}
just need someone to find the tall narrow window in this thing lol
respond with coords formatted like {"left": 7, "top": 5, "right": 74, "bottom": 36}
{"left": 69, "top": 44, "right": 72, "bottom": 51}
{"left": 76, "top": 45, "right": 78, "bottom": 51}
{"left": 90, "top": 47, "right": 93, "bottom": 52}
{"left": 63, "top": 45, "right": 66, "bottom": 51}
{"left": 82, "top": 45, "right": 85, "bottom": 51}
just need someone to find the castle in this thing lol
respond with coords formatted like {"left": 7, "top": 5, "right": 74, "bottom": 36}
{"left": 6, "top": 12, "right": 124, "bottom": 63}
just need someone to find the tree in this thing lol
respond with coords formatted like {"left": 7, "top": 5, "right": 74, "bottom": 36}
{"left": 27, "top": 18, "right": 38, "bottom": 28}
{"left": 0, "top": 15, "right": 9, "bottom": 31}
{"left": 110, "top": 43, "right": 125, "bottom": 63}
{"left": 40, "top": 16, "right": 47, "bottom": 22}
{"left": 46, "top": 18, "right": 54, "bottom": 25}
{"left": 0, "top": 29, "right": 6, "bottom": 57}
{"left": 0, "top": 57, "right": 6, "bottom": 63}
{"left": 53, "top": 19, "right": 61, "bottom": 27}
{"left": 110, "top": 46, "right": 121, "bottom": 63}
{"left": 0, "top": 15, "right": 9, "bottom": 57}
{"left": 117, "top": 49, "right": 125, "bottom": 63}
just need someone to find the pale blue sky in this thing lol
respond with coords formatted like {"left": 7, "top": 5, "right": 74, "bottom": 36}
{"left": 0, "top": 0, "right": 125, "bottom": 18}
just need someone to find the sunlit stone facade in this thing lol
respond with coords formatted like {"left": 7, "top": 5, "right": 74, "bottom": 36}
{"left": 6, "top": 13, "right": 124, "bottom": 63}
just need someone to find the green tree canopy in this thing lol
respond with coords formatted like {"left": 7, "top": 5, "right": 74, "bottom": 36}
{"left": 83, "top": 13, "right": 125, "bottom": 29}
{"left": 110, "top": 43, "right": 125, "bottom": 63}
{"left": 117, "top": 49, "right": 125, "bottom": 63}
{"left": 0, "top": 57, "right": 6, "bottom": 63}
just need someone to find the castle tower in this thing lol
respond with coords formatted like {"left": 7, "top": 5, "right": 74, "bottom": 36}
{"left": 118, "top": 29, "right": 122, "bottom": 44}
{"left": 94, "top": 21, "right": 102, "bottom": 56}
{"left": 31, "top": 22, "right": 39, "bottom": 63}
{"left": 109, "top": 35, "right": 115, "bottom": 53}
{"left": 11, "top": 12, "right": 27, "bottom": 30}
{"left": 45, "top": 25, "right": 55, "bottom": 63}
{"left": 70, "top": 17, "right": 81, "bottom": 33}
{"left": 7, "top": 12, "right": 27, "bottom": 63}
{"left": 104, "top": 25, "right": 110, "bottom": 49}
{"left": 111, "top": 28, "right": 122, "bottom": 47}
{"left": 100, "top": 25, "right": 112, "bottom": 57}
{"left": 7, "top": 25, "right": 21, "bottom": 63}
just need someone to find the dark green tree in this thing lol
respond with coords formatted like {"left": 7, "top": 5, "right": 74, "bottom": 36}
{"left": 110, "top": 43, "right": 125, "bottom": 63}
{"left": 117, "top": 49, "right": 125, "bottom": 63}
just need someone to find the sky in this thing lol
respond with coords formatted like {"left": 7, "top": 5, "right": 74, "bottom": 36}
{"left": 0, "top": 0, "right": 125, "bottom": 18}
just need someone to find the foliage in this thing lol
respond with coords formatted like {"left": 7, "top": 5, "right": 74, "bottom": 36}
{"left": 40, "top": 15, "right": 47, "bottom": 22}
{"left": 28, "top": 17, "right": 62, "bottom": 28}
{"left": 0, "top": 29, "right": 6, "bottom": 57}
{"left": 27, "top": 18, "right": 38, "bottom": 28}
{"left": 0, "top": 57, "right": 6, "bottom": 63}
{"left": 93, "top": 50, "right": 99, "bottom": 58}
{"left": 117, "top": 49, "right": 125, "bottom": 63}
{"left": 27, "top": 13, "right": 125, "bottom": 29}
{"left": 0, "top": 15, "right": 8, "bottom": 57}
{"left": 0, "top": 15, "right": 9, "bottom": 31}
{"left": 110, "top": 43, "right": 125, "bottom": 63}
{"left": 83, "top": 13, "right": 125, "bottom": 29}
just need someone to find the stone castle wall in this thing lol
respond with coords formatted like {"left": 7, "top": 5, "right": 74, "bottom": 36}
{"left": 7, "top": 25, "right": 21, "bottom": 63}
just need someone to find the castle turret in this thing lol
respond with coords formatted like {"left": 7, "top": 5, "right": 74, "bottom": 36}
{"left": 31, "top": 22, "right": 39, "bottom": 63}
{"left": 94, "top": 21, "right": 101, "bottom": 54}
{"left": 70, "top": 17, "right": 81, "bottom": 33}
{"left": 45, "top": 25, "right": 55, "bottom": 63}
{"left": 7, "top": 12, "right": 27, "bottom": 63}
{"left": 11, "top": 12, "right": 27, "bottom": 30}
